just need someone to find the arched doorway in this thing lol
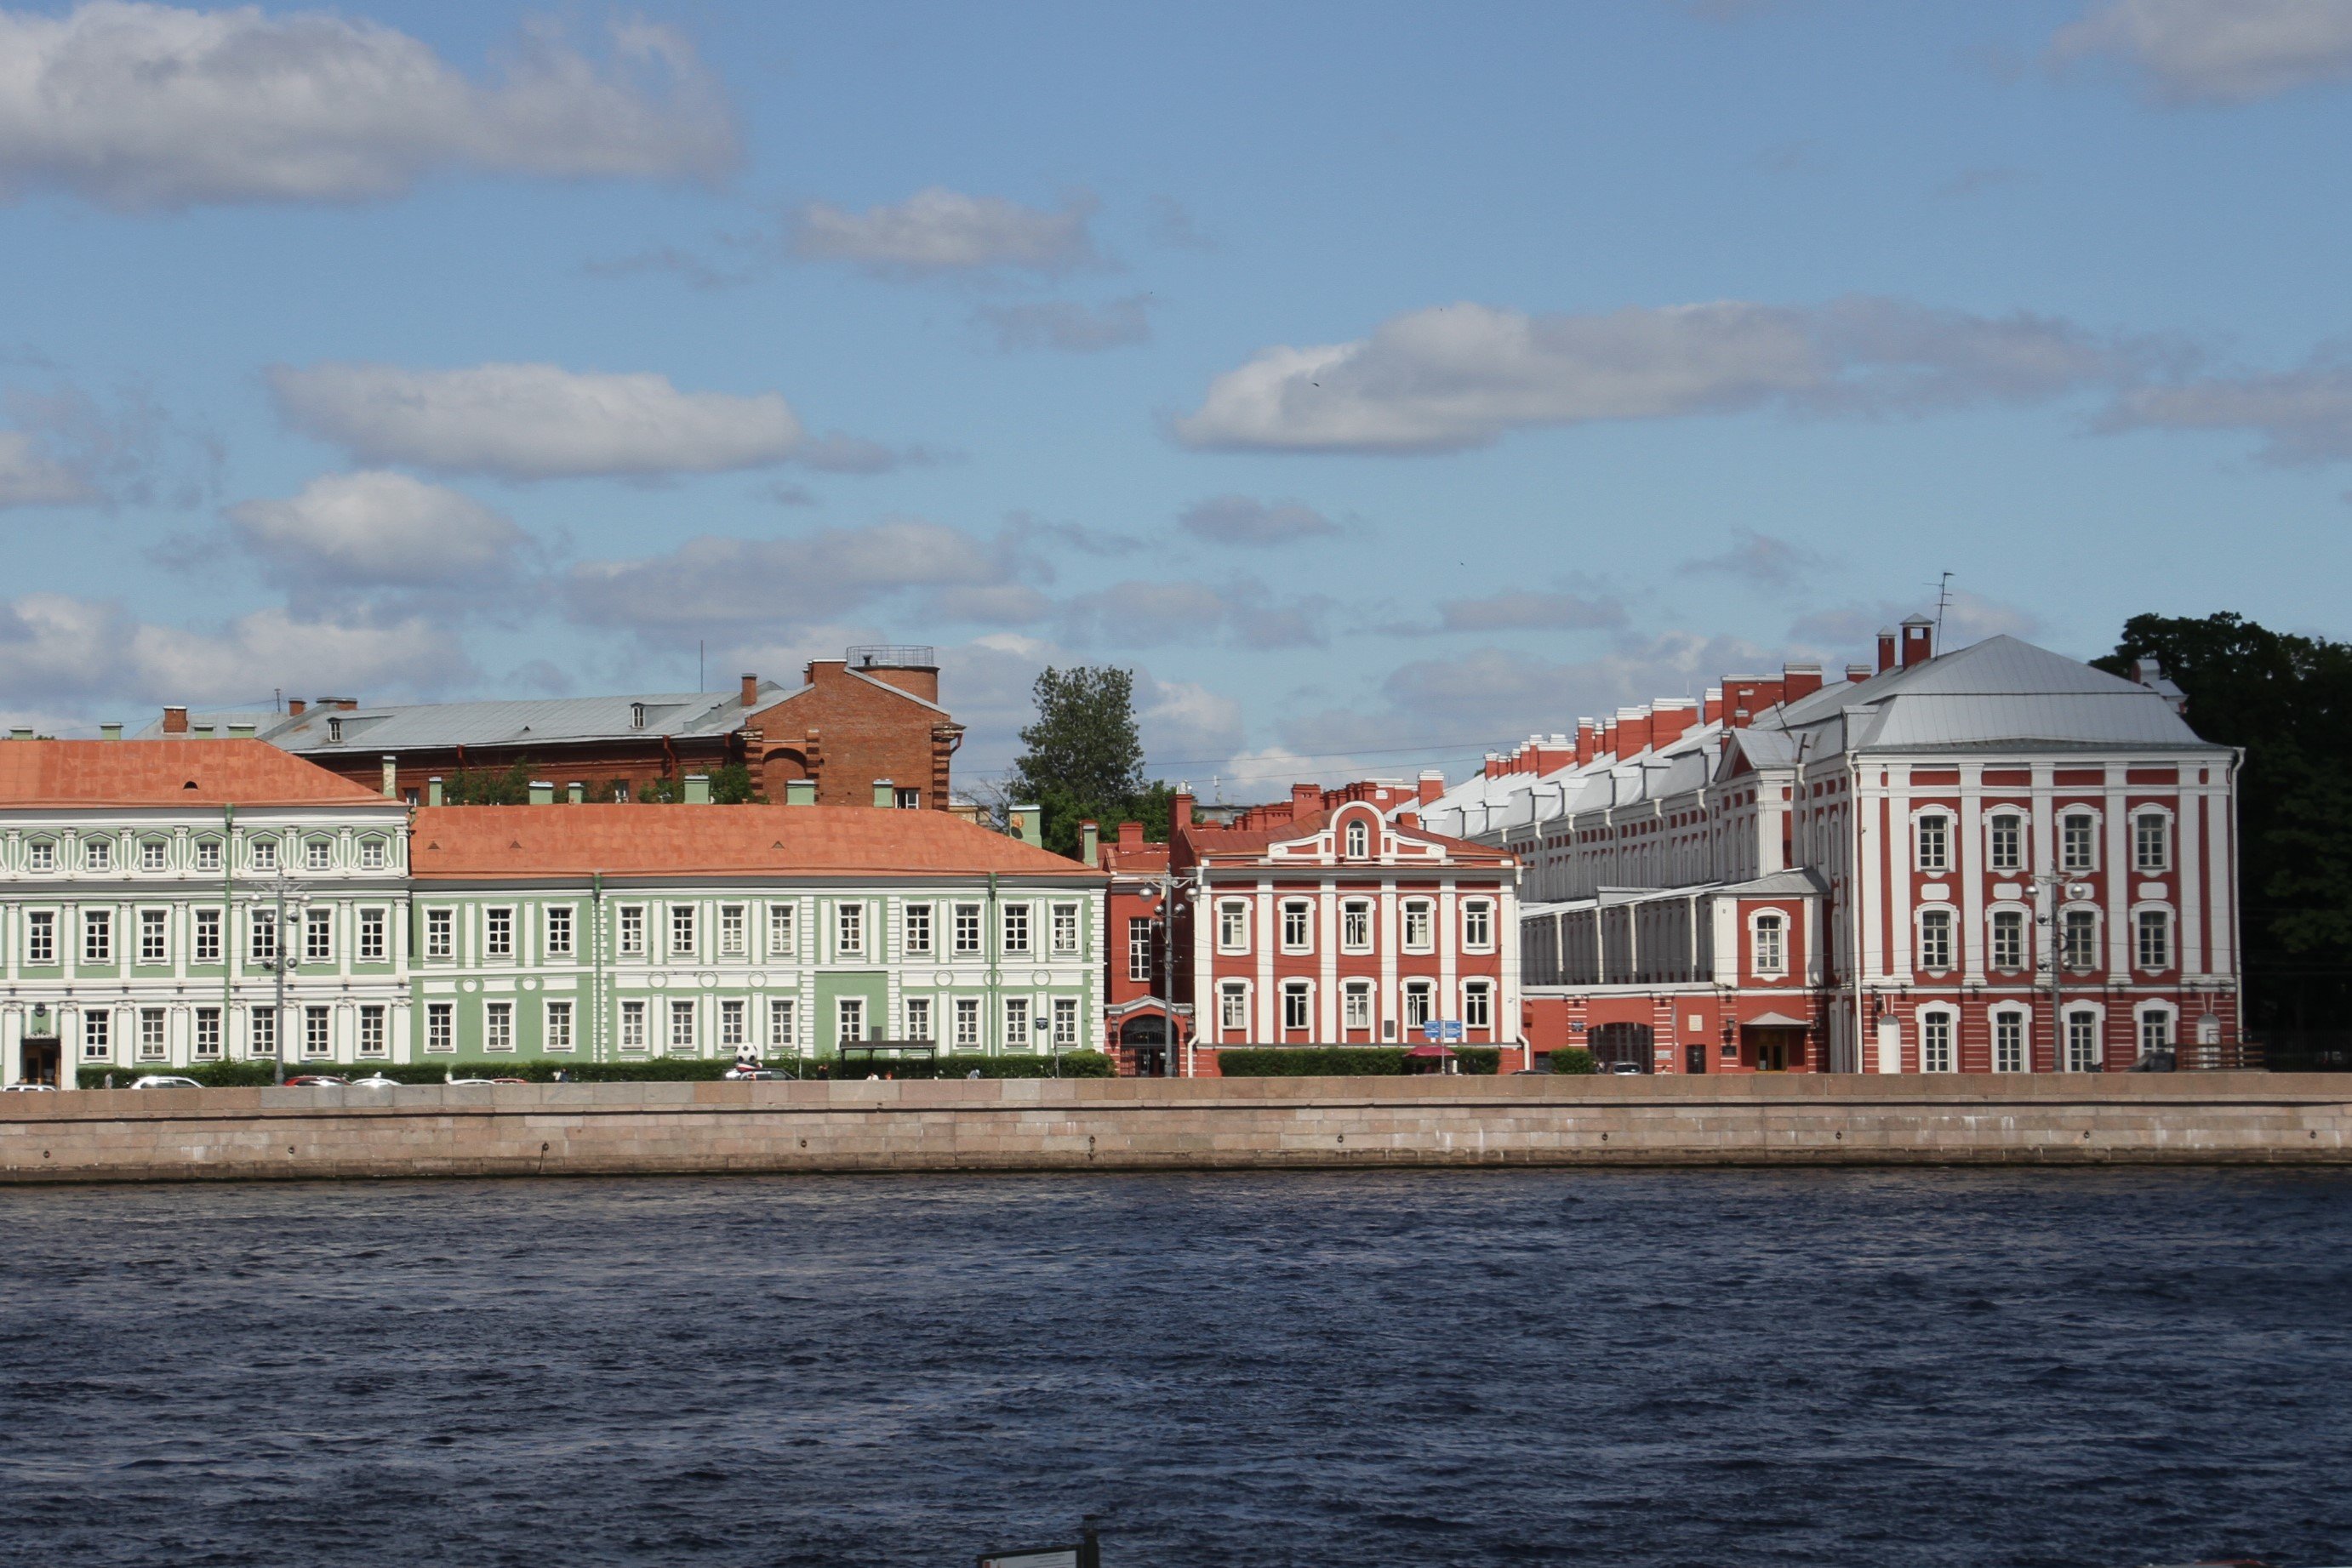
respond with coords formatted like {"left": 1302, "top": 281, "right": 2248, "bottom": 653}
{"left": 1120, "top": 1014, "right": 1170, "bottom": 1077}
{"left": 1588, "top": 1022, "right": 1653, "bottom": 1074}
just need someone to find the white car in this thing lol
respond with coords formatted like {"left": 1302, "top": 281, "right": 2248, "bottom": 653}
{"left": 2, "top": 1081, "right": 57, "bottom": 1092}
{"left": 349, "top": 1074, "right": 402, "bottom": 1089}
{"left": 130, "top": 1075, "right": 203, "bottom": 1090}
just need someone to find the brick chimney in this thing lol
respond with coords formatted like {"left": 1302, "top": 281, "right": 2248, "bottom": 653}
{"left": 1172, "top": 785, "right": 1194, "bottom": 833}
{"left": 1652, "top": 699, "right": 1700, "bottom": 747}
{"left": 162, "top": 705, "right": 188, "bottom": 735}
{"left": 1617, "top": 706, "right": 1652, "bottom": 756}
{"left": 1291, "top": 783, "right": 1323, "bottom": 818}
{"left": 1575, "top": 720, "right": 1597, "bottom": 765}
{"left": 287, "top": 699, "right": 306, "bottom": 717}
{"left": 1901, "top": 614, "right": 1934, "bottom": 668}
{"left": 740, "top": 673, "right": 759, "bottom": 708}
{"left": 1418, "top": 769, "right": 1445, "bottom": 806}
{"left": 1079, "top": 819, "right": 1099, "bottom": 865}
{"left": 1876, "top": 628, "right": 1898, "bottom": 673}
{"left": 1703, "top": 687, "right": 1723, "bottom": 727}
{"left": 1118, "top": 820, "right": 1145, "bottom": 849}
{"left": 1782, "top": 664, "right": 1824, "bottom": 702}
{"left": 1846, "top": 663, "right": 1874, "bottom": 684}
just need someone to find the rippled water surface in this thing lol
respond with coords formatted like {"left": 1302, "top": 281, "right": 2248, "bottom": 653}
{"left": 2, "top": 1169, "right": 2348, "bottom": 1568}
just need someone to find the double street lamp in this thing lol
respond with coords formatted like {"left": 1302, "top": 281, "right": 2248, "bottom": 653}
{"left": 266, "top": 870, "right": 309, "bottom": 1086}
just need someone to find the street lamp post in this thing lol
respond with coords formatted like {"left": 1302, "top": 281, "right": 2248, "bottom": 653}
{"left": 271, "top": 872, "right": 308, "bottom": 1086}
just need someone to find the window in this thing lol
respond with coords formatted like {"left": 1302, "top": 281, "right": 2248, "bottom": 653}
{"left": 140, "top": 840, "right": 167, "bottom": 872}
{"left": 477, "top": 1001, "right": 510, "bottom": 1053}
{"left": 2061, "top": 813, "right": 2097, "bottom": 872}
{"left": 1464, "top": 981, "right": 1492, "bottom": 1031}
{"left": 631, "top": 702, "right": 647, "bottom": 729}
{"left": 87, "top": 838, "right": 111, "bottom": 872}
{"left": 2134, "top": 813, "right": 2169, "bottom": 872}
{"left": 2138, "top": 1010, "right": 2172, "bottom": 1058}
{"left": 1281, "top": 901, "right": 1312, "bottom": 952}
{"left": 1217, "top": 901, "right": 1249, "bottom": 954}
{"left": 953, "top": 904, "right": 982, "bottom": 955}
{"left": 195, "top": 839, "right": 220, "bottom": 872}
{"left": 83, "top": 909, "right": 112, "bottom": 964}
{"left": 1219, "top": 983, "right": 1247, "bottom": 1032}
{"left": 905, "top": 904, "right": 933, "bottom": 956}
{"left": 1282, "top": 982, "right": 1310, "bottom": 1032}
{"left": 140, "top": 909, "right": 168, "bottom": 965}
{"left": 896, "top": 788, "right": 922, "bottom": 810}
{"left": 82, "top": 1009, "right": 111, "bottom": 1062}
{"left": 2136, "top": 909, "right": 2172, "bottom": 971}
{"left": 425, "top": 908, "right": 453, "bottom": 959}
{"left": 1052, "top": 997, "right": 1079, "bottom": 1049}
{"left": 304, "top": 839, "right": 330, "bottom": 871}
{"left": 1342, "top": 901, "right": 1372, "bottom": 953}
{"left": 1003, "top": 996, "right": 1030, "bottom": 1048}
{"left": 1993, "top": 1012, "right": 2025, "bottom": 1074}
{"left": 619, "top": 906, "right": 646, "bottom": 956}
{"left": 1402, "top": 900, "right": 1434, "bottom": 953}
{"left": 1989, "top": 814, "right": 2023, "bottom": 872}
{"left": 1753, "top": 913, "right": 1785, "bottom": 975}
{"left": 358, "top": 908, "right": 386, "bottom": 963}
{"left": 619, "top": 1001, "right": 647, "bottom": 1052}
{"left": 1917, "top": 908, "right": 1953, "bottom": 972}
{"left": 26, "top": 910, "right": 54, "bottom": 964}
{"left": 719, "top": 904, "right": 746, "bottom": 957}
{"left": 28, "top": 840, "right": 54, "bottom": 872}
{"left": 252, "top": 839, "right": 276, "bottom": 871}
{"left": 542, "top": 1001, "right": 572, "bottom": 1053}
{"left": 195, "top": 1007, "right": 222, "bottom": 1059}
{"left": 305, "top": 908, "right": 332, "bottom": 964}
{"left": 954, "top": 998, "right": 980, "bottom": 1048}
{"left": 1990, "top": 909, "right": 2025, "bottom": 972}
{"left": 770, "top": 999, "right": 797, "bottom": 1052}
{"left": 480, "top": 907, "right": 512, "bottom": 960}
{"left": 1463, "top": 901, "right": 1493, "bottom": 951}
{"left": 720, "top": 999, "right": 745, "bottom": 1051}
{"left": 1127, "top": 917, "right": 1154, "bottom": 983}
{"left": 359, "top": 838, "right": 386, "bottom": 870}
{"left": 194, "top": 909, "right": 220, "bottom": 963}
{"left": 2065, "top": 1009, "right": 2100, "bottom": 1073}
{"left": 1001, "top": 903, "right": 1030, "bottom": 955}
{"left": 305, "top": 1006, "right": 333, "bottom": 1058}
{"left": 327, "top": 717, "right": 343, "bottom": 744}
{"left": 905, "top": 997, "right": 933, "bottom": 1042}
{"left": 1921, "top": 1012, "right": 1955, "bottom": 1073}
{"left": 1051, "top": 903, "right": 1079, "bottom": 955}
{"left": 670, "top": 904, "right": 696, "bottom": 960}
{"left": 139, "top": 1008, "right": 167, "bottom": 1061}
{"left": 769, "top": 903, "right": 797, "bottom": 957}
{"left": 1916, "top": 813, "right": 1950, "bottom": 873}
{"left": 841, "top": 996, "right": 867, "bottom": 1046}
{"left": 360, "top": 1006, "right": 387, "bottom": 1058}
{"left": 669, "top": 1000, "right": 697, "bottom": 1055}
{"left": 1402, "top": 981, "right": 1434, "bottom": 1029}
{"left": 1345, "top": 820, "right": 1369, "bottom": 858}
{"left": 2063, "top": 909, "right": 2098, "bottom": 970}
{"left": 1343, "top": 982, "right": 1373, "bottom": 1031}
{"left": 250, "top": 1006, "right": 277, "bottom": 1061}
{"left": 836, "top": 903, "right": 864, "bottom": 955}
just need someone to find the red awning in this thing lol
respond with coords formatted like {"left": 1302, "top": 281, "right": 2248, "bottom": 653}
{"left": 1405, "top": 1043, "right": 1456, "bottom": 1058}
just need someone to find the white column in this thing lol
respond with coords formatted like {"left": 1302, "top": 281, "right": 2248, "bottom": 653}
{"left": 1317, "top": 881, "right": 1339, "bottom": 1040}
{"left": 1253, "top": 880, "right": 1275, "bottom": 1041}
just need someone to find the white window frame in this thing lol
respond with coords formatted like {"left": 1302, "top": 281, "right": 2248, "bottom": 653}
{"left": 248, "top": 1006, "right": 276, "bottom": 1061}
{"left": 719, "top": 904, "right": 746, "bottom": 958}
{"left": 195, "top": 1006, "right": 222, "bottom": 1058}
{"left": 1280, "top": 900, "right": 1312, "bottom": 955}
{"left": 2133, "top": 905, "right": 2172, "bottom": 972}
{"left": 905, "top": 904, "right": 933, "bottom": 956}
{"left": 2059, "top": 809, "right": 2100, "bottom": 874}
{"left": 1462, "top": 899, "right": 1494, "bottom": 953}
{"left": 905, "top": 996, "right": 933, "bottom": 1042}
{"left": 670, "top": 904, "right": 697, "bottom": 961}
{"left": 1986, "top": 812, "right": 2024, "bottom": 874}
{"left": 719, "top": 998, "right": 746, "bottom": 1050}
{"left": 1991, "top": 1008, "right": 2028, "bottom": 1074}
{"left": 837, "top": 902, "right": 865, "bottom": 956}
{"left": 1750, "top": 909, "right": 1786, "bottom": 977}
{"left": 360, "top": 1005, "right": 389, "bottom": 1058}
{"left": 1127, "top": 917, "right": 1153, "bottom": 984}
{"left": 140, "top": 839, "right": 167, "bottom": 872}
{"left": 839, "top": 995, "right": 867, "bottom": 1046}
{"left": 304, "top": 1005, "right": 333, "bottom": 1058}
{"left": 82, "top": 1008, "right": 111, "bottom": 1062}
{"left": 2136, "top": 1004, "right": 2176, "bottom": 1059}
{"left": 358, "top": 907, "right": 387, "bottom": 963}
{"left": 138, "top": 907, "right": 168, "bottom": 966}
{"left": 1402, "top": 980, "right": 1435, "bottom": 1029}
{"left": 769, "top": 902, "right": 797, "bottom": 958}
{"left": 1280, "top": 980, "right": 1311, "bottom": 1033}
{"left": 1000, "top": 902, "right": 1030, "bottom": 955}
{"left": 769, "top": 998, "right": 798, "bottom": 1052}
{"left": 194, "top": 839, "right": 221, "bottom": 873}
{"left": 619, "top": 1000, "right": 647, "bottom": 1052}
{"left": 1918, "top": 1007, "right": 1957, "bottom": 1073}
{"left": 2133, "top": 809, "right": 2172, "bottom": 873}
{"left": 26, "top": 840, "right": 54, "bottom": 873}
{"left": 483, "top": 1001, "right": 513, "bottom": 1053}
{"left": 425, "top": 907, "right": 454, "bottom": 960}
{"left": 248, "top": 906, "right": 277, "bottom": 964}
{"left": 952, "top": 904, "right": 982, "bottom": 955}
{"left": 1216, "top": 900, "right": 1250, "bottom": 955}
{"left": 1988, "top": 906, "right": 2028, "bottom": 972}
{"left": 1401, "top": 899, "right": 1435, "bottom": 955}
{"left": 87, "top": 838, "right": 112, "bottom": 872}
{"left": 194, "top": 908, "right": 221, "bottom": 964}
{"left": 1463, "top": 980, "right": 1492, "bottom": 1032}
{"left": 25, "top": 909, "right": 54, "bottom": 965}
{"left": 1342, "top": 981, "right": 1373, "bottom": 1032}
{"left": 668, "top": 999, "right": 697, "bottom": 1055}
{"left": 1002, "top": 996, "right": 1028, "bottom": 1050}
{"left": 953, "top": 997, "right": 980, "bottom": 1049}
{"left": 359, "top": 837, "right": 387, "bottom": 870}
{"left": 138, "top": 1007, "right": 167, "bottom": 1061}
{"left": 251, "top": 838, "right": 277, "bottom": 872}
{"left": 618, "top": 905, "right": 647, "bottom": 956}
{"left": 1051, "top": 903, "right": 1080, "bottom": 955}
{"left": 2061, "top": 905, "right": 2100, "bottom": 971}
{"left": 305, "top": 907, "right": 333, "bottom": 964}
{"left": 1916, "top": 906, "right": 1955, "bottom": 973}
{"left": 425, "top": 1002, "right": 454, "bottom": 1054}
{"left": 1914, "top": 811, "right": 1951, "bottom": 874}
{"left": 2064, "top": 1006, "right": 2104, "bottom": 1073}
{"left": 1341, "top": 900, "right": 1373, "bottom": 955}
{"left": 544, "top": 905, "right": 573, "bottom": 959}
{"left": 1052, "top": 996, "right": 1079, "bottom": 1048}
{"left": 1218, "top": 982, "right": 1248, "bottom": 1035}
{"left": 304, "top": 838, "right": 331, "bottom": 872}
{"left": 83, "top": 908, "right": 112, "bottom": 965}
{"left": 1344, "top": 819, "right": 1369, "bottom": 858}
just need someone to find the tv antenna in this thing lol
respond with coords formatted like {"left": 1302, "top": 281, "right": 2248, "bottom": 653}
{"left": 1932, "top": 571, "right": 1955, "bottom": 641}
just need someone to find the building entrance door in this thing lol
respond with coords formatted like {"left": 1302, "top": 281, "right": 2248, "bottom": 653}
{"left": 1589, "top": 1023, "right": 1653, "bottom": 1073}
{"left": 1120, "top": 1014, "right": 1170, "bottom": 1076}
{"left": 1875, "top": 1018, "right": 1903, "bottom": 1074}
{"left": 18, "top": 1035, "right": 60, "bottom": 1087}
{"left": 1749, "top": 1027, "right": 1803, "bottom": 1071}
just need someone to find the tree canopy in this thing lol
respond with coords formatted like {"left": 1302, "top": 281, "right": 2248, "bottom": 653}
{"left": 1008, "top": 665, "right": 1161, "bottom": 856}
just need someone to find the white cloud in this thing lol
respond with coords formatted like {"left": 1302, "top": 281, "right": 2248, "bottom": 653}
{"left": 2052, "top": 0, "right": 2352, "bottom": 104}
{"left": 267, "top": 362, "right": 803, "bottom": 480}
{"left": 976, "top": 295, "right": 1154, "bottom": 352}
{"left": 225, "top": 470, "right": 527, "bottom": 588}
{"left": 1681, "top": 528, "right": 1829, "bottom": 589}
{"left": 1419, "top": 587, "right": 1627, "bottom": 635}
{"left": 1139, "top": 679, "right": 1243, "bottom": 771}
{"left": 1174, "top": 296, "right": 2133, "bottom": 453}
{"left": 1177, "top": 494, "right": 1339, "bottom": 547}
{"left": 1058, "top": 579, "right": 1330, "bottom": 650}
{"left": 0, "top": 430, "right": 96, "bottom": 507}
{"left": 791, "top": 186, "right": 1099, "bottom": 277}
{"left": 2104, "top": 359, "right": 2352, "bottom": 462}
{"left": 0, "top": 4, "right": 734, "bottom": 210}
{"left": 925, "top": 584, "right": 1053, "bottom": 625}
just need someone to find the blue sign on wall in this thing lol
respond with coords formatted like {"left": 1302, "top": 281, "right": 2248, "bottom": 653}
{"left": 1422, "top": 1020, "right": 1464, "bottom": 1042}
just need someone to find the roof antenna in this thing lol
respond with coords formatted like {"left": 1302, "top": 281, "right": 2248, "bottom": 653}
{"left": 1933, "top": 571, "right": 1955, "bottom": 643}
{"left": 698, "top": 639, "right": 705, "bottom": 692}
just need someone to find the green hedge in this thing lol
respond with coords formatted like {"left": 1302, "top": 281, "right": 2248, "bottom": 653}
{"left": 1215, "top": 1046, "right": 1502, "bottom": 1077}
{"left": 1548, "top": 1048, "right": 1599, "bottom": 1075}
{"left": 76, "top": 1050, "right": 1116, "bottom": 1090}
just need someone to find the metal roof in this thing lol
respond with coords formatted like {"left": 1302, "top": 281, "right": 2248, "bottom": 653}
{"left": 137, "top": 681, "right": 800, "bottom": 753}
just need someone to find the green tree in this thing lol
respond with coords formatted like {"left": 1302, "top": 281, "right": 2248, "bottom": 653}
{"left": 1009, "top": 666, "right": 1156, "bottom": 856}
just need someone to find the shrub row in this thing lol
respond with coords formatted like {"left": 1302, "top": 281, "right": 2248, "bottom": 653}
{"left": 76, "top": 1050, "right": 1116, "bottom": 1090}
{"left": 1214, "top": 1046, "right": 1502, "bottom": 1077}
{"left": 1547, "top": 1048, "right": 1599, "bottom": 1075}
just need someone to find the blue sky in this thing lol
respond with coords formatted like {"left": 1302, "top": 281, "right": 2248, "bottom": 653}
{"left": 6, "top": 0, "right": 2352, "bottom": 799}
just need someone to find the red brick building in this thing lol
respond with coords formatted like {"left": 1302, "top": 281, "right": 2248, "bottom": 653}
{"left": 1089, "top": 818, "right": 1185, "bottom": 1075}
{"left": 1166, "top": 781, "right": 1524, "bottom": 1075}
{"left": 140, "top": 647, "right": 963, "bottom": 810}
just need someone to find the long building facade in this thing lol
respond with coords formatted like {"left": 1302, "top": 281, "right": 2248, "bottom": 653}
{"left": 1412, "top": 624, "right": 2244, "bottom": 1075}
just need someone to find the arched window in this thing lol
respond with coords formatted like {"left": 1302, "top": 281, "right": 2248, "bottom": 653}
{"left": 1752, "top": 912, "right": 1785, "bottom": 976}
{"left": 1992, "top": 1010, "right": 2028, "bottom": 1073}
{"left": 1988, "top": 813, "right": 2024, "bottom": 872}
{"left": 1989, "top": 909, "right": 2027, "bottom": 972}
{"left": 1920, "top": 1009, "right": 1956, "bottom": 1073}
{"left": 2065, "top": 1008, "right": 2102, "bottom": 1073}
{"left": 1344, "top": 819, "right": 1369, "bottom": 858}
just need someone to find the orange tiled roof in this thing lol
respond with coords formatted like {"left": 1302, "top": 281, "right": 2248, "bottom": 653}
{"left": 413, "top": 803, "right": 1104, "bottom": 880}
{"left": 0, "top": 740, "right": 391, "bottom": 808}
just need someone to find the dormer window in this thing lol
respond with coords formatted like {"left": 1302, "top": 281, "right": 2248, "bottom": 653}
{"left": 327, "top": 717, "right": 344, "bottom": 744}
{"left": 1344, "top": 820, "right": 1368, "bottom": 858}
{"left": 631, "top": 702, "right": 647, "bottom": 729}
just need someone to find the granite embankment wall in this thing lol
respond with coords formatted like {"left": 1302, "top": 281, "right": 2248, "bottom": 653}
{"left": 3, "top": 1074, "right": 2349, "bottom": 1183}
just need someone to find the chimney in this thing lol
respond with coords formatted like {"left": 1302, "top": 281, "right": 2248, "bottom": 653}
{"left": 1482, "top": 752, "right": 1503, "bottom": 779}
{"left": 785, "top": 778, "right": 817, "bottom": 806}
{"left": 1782, "top": 663, "right": 1823, "bottom": 702}
{"left": 740, "top": 673, "right": 758, "bottom": 708}
{"left": 872, "top": 778, "right": 895, "bottom": 808}
{"left": 1846, "top": 663, "right": 1873, "bottom": 685}
{"left": 1079, "top": 819, "right": 1099, "bottom": 865}
{"left": 1575, "top": 720, "right": 1597, "bottom": 766}
{"left": 1617, "top": 706, "right": 1652, "bottom": 756}
{"left": 99, "top": 723, "right": 122, "bottom": 741}
{"left": 1652, "top": 699, "right": 1699, "bottom": 747}
{"left": 683, "top": 773, "right": 711, "bottom": 805}
{"left": 380, "top": 755, "right": 397, "bottom": 797}
{"left": 1173, "top": 785, "right": 1194, "bottom": 834}
{"left": 287, "top": 699, "right": 306, "bottom": 717}
{"left": 427, "top": 777, "right": 444, "bottom": 807}
{"left": 528, "top": 780, "right": 555, "bottom": 806}
{"left": 1599, "top": 719, "right": 1618, "bottom": 758}
{"left": 802, "top": 658, "right": 847, "bottom": 689}
{"left": 163, "top": 705, "right": 188, "bottom": 735}
{"left": 1396, "top": 808, "right": 1419, "bottom": 830}
{"left": 1875, "top": 628, "right": 1898, "bottom": 674}
{"left": 567, "top": 781, "right": 585, "bottom": 804}
{"left": 1009, "top": 804, "right": 1042, "bottom": 847}
{"left": 326, "top": 698, "right": 357, "bottom": 712}
{"left": 1703, "top": 687, "right": 1723, "bottom": 727}
{"left": 1291, "top": 783, "right": 1323, "bottom": 818}
{"left": 1118, "top": 820, "right": 1145, "bottom": 850}
{"left": 1418, "top": 768, "right": 1445, "bottom": 806}
{"left": 1900, "top": 614, "right": 1934, "bottom": 668}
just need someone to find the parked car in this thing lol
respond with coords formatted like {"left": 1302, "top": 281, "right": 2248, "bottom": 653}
{"left": 2128, "top": 1049, "right": 2178, "bottom": 1073}
{"left": 348, "top": 1074, "right": 402, "bottom": 1089}
{"left": 2, "top": 1082, "right": 57, "bottom": 1092}
{"left": 130, "top": 1075, "right": 203, "bottom": 1090}
{"left": 444, "top": 1076, "right": 531, "bottom": 1086}
{"left": 1607, "top": 1061, "right": 1645, "bottom": 1075}
{"left": 725, "top": 1068, "right": 795, "bottom": 1080}
{"left": 284, "top": 1075, "right": 348, "bottom": 1087}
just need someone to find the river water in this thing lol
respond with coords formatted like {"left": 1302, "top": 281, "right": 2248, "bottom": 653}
{"left": 1, "top": 1169, "right": 2347, "bottom": 1568}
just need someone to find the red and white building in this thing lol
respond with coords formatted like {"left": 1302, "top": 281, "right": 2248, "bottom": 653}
{"left": 1412, "top": 621, "right": 2244, "bottom": 1074}
{"left": 1166, "top": 782, "right": 1524, "bottom": 1075}
{"left": 1089, "top": 818, "right": 1186, "bottom": 1075}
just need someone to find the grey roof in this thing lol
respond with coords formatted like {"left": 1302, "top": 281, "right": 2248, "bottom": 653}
{"left": 138, "top": 682, "right": 799, "bottom": 752}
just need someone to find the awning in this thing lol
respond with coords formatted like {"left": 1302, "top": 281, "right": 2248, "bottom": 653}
{"left": 1404, "top": 1043, "right": 1456, "bottom": 1058}
{"left": 1743, "top": 1011, "right": 1811, "bottom": 1029}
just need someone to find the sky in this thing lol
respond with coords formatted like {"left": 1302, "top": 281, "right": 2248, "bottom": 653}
{"left": 5, "top": 0, "right": 2352, "bottom": 801}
